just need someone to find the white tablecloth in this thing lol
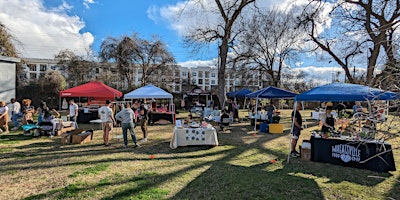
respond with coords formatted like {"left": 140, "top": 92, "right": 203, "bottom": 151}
{"left": 311, "top": 111, "right": 337, "bottom": 120}
{"left": 170, "top": 127, "right": 219, "bottom": 149}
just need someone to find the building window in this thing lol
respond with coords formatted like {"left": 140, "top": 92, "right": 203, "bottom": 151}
{"left": 182, "top": 72, "right": 187, "bottom": 77}
{"left": 205, "top": 79, "right": 210, "bottom": 84}
{"left": 28, "top": 64, "right": 36, "bottom": 71}
{"left": 192, "top": 72, "right": 197, "bottom": 76}
{"left": 211, "top": 73, "right": 216, "bottom": 77}
{"left": 198, "top": 79, "right": 203, "bottom": 84}
{"left": 96, "top": 68, "right": 100, "bottom": 73}
{"left": 30, "top": 73, "right": 37, "bottom": 79}
{"left": 40, "top": 64, "right": 47, "bottom": 71}
{"left": 205, "top": 86, "right": 209, "bottom": 91}
{"left": 211, "top": 80, "right": 216, "bottom": 85}
{"left": 198, "top": 71, "right": 203, "bottom": 78}
{"left": 205, "top": 71, "right": 210, "bottom": 78}
{"left": 50, "top": 65, "right": 57, "bottom": 70}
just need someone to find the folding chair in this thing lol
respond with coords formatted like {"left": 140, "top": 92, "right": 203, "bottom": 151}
{"left": 220, "top": 117, "right": 232, "bottom": 132}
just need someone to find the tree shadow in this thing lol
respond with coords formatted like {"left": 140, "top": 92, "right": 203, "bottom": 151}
{"left": 8, "top": 121, "right": 397, "bottom": 199}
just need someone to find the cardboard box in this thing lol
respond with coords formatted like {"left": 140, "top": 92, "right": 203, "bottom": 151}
{"left": 60, "top": 133, "right": 71, "bottom": 144}
{"left": 71, "top": 130, "right": 93, "bottom": 144}
{"left": 60, "top": 129, "right": 83, "bottom": 144}
{"left": 301, "top": 148, "right": 311, "bottom": 161}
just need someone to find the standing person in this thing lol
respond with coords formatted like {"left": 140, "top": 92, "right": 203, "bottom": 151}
{"left": 115, "top": 103, "right": 140, "bottom": 148}
{"left": 320, "top": 105, "right": 336, "bottom": 133}
{"left": 98, "top": 100, "right": 116, "bottom": 146}
{"left": 21, "top": 99, "right": 35, "bottom": 125}
{"left": 10, "top": 98, "right": 21, "bottom": 130}
{"left": 291, "top": 104, "right": 303, "bottom": 157}
{"left": 138, "top": 105, "right": 148, "bottom": 142}
{"left": 68, "top": 100, "right": 79, "bottom": 128}
{"left": 0, "top": 101, "right": 10, "bottom": 133}
{"left": 266, "top": 102, "right": 276, "bottom": 123}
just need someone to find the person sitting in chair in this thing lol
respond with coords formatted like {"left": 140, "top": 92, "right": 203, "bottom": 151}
{"left": 271, "top": 110, "right": 281, "bottom": 124}
{"left": 219, "top": 109, "right": 230, "bottom": 131}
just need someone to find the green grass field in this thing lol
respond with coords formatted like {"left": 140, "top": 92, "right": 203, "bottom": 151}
{"left": 0, "top": 109, "right": 399, "bottom": 199}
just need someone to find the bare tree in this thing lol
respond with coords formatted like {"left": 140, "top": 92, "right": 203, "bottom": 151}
{"left": 0, "top": 23, "right": 18, "bottom": 57}
{"left": 0, "top": 23, "right": 26, "bottom": 88}
{"left": 55, "top": 49, "right": 95, "bottom": 87}
{"left": 296, "top": 0, "right": 400, "bottom": 85}
{"left": 99, "top": 33, "right": 175, "bottom": 87}
{"left": 183, "top": 0, "right": 256, "bottom": 108}
{"left": 236, "top": 8, "right": 302, "bottom": 87}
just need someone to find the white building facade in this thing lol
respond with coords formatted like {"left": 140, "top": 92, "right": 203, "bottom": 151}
{"left": 20, "top": 58, "right": 263, "bottom": 93}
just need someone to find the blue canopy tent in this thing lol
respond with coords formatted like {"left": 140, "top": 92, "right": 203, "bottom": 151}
{"left": 245, "top": 86, "right": 298, "bottom": 130}
{"left": 287, "top": 82, "right": 398, "bottom": 163}
{"left": 227, "top": 89, "right": 252, "bottom": 110}
{"left": 294, "top": 82, "right": 397, "bottom": 102}
{"left": 226, "top": 89, "right": 252, "bottom": 98}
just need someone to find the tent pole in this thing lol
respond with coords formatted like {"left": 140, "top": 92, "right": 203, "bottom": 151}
{"left": 58, "top": 96, "right": 61, "bottom": 111}
{"left": 287, "top": 101, "right": 297, "bottom": 163}
{"left": 254, "top": 97, "right": 259, "bottom": 131}
{"left": 243, "top": 97, "right": 247, "bottom": 112}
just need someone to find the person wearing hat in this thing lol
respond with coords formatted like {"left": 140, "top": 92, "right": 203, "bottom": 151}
{"left": 320, "top": 103, "right": 336, "bottom": 133}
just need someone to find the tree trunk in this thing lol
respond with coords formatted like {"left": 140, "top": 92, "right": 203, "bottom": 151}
{"left": 218, "top": 35, "right": 230, "bottom": 109}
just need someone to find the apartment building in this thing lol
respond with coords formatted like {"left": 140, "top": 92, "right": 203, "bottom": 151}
{"left": 21, "top": 58, "right": 61, "bottom": 81}
{"left": 20, "top": 58, "right": 264, "bottom": 94}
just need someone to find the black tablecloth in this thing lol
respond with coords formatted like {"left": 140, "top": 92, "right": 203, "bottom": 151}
{"left": 77, "top": 110, "right": 98, "bottom": 124}
{"left": 310, "top": 137, "right": 396, "bottom": 172}
{"left": 148, "top": 112, "right": 175, "bottom": 125}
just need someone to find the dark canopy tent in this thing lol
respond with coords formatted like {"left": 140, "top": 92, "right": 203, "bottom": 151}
{"left": 294, "top": 82, "right": 397, "bottom": 102}
{"left": 288, "top": 82, "right": 398, "bottom": 168}
{"left": 246, "top": 86, "right": 297, "bottom": 99}
{"left": 186, "top": 85, "right": 212, "bottom": 108}
{"left": 227, "top": 89, "right": 252, "bottom": 98}
{"left": 245, "top": 86, "right": 298, "bottom": 130}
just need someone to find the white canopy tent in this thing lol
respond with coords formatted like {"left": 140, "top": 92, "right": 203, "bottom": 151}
{"left": 124, "top": 84, "right": 175, "bottom": 123}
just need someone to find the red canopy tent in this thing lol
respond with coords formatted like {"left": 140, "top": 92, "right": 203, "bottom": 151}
{"left": 60, "top": 81, "right": 122, "bottom": 106}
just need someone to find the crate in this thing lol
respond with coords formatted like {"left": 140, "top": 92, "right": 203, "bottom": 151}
{"left": 269, "top": 123, "right": 283, "bottom": 134}
{"left": 301, "top": 148, "right": 311, "bottom": 161}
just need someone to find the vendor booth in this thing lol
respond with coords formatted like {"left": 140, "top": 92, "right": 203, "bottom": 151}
{"left": 291, "top": 82, "right": 398, "bottom": 172}
{"left": 227, "top": 89, "right": 252, "bottom": 111}
{"left": 59, "top": 81, "right": 123, "bottom": 123}
{"left": 186, "top": 86, "right": 212, "bottom": 111}
{"left": 124, "top": 84, "right": 175, "bottom": 125}
{"left": 245, "top": 86, "right": 297, "bottom": 131}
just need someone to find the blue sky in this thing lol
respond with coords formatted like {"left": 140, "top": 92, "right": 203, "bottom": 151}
{"left": 0, "top": 0, "right": 363, "bottom": 83}
{"left": 41, "top": 0, "right": 217, "bottom": 62}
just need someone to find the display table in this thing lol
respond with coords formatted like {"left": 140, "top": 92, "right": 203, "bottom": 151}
{"left": 311, "top": 111, "right": 337, "bottom": 120}
{"left": 148, "top": 112, "right": 175, "bottom": 125}
{"left": 170, "top": 127, "right": 218, "bottom": 149}
{"left": 310, "top": 137, "right": 396, "bottom": 172}
{"left": 89, "top": 119, "right": 103, "bottom": 130}
{"left": 77, "top": 109, "right": 98, "bottom": 123}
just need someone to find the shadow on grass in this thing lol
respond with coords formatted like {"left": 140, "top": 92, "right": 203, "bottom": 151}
{"left": 7, "top": 121, "right": 396, "bottom": 199}
{"left": 384, "top": 174, "right": 400, "bottom": 199}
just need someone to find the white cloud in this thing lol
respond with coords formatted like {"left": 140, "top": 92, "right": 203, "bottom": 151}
{"left": 0, "top": 0, "right": 94, "bottom": 59}
{"left": 83, "top": 0, "right": 95, "bottom": 9}
{"left": 178, "top": 59, "right": 217, "bottom": 69}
